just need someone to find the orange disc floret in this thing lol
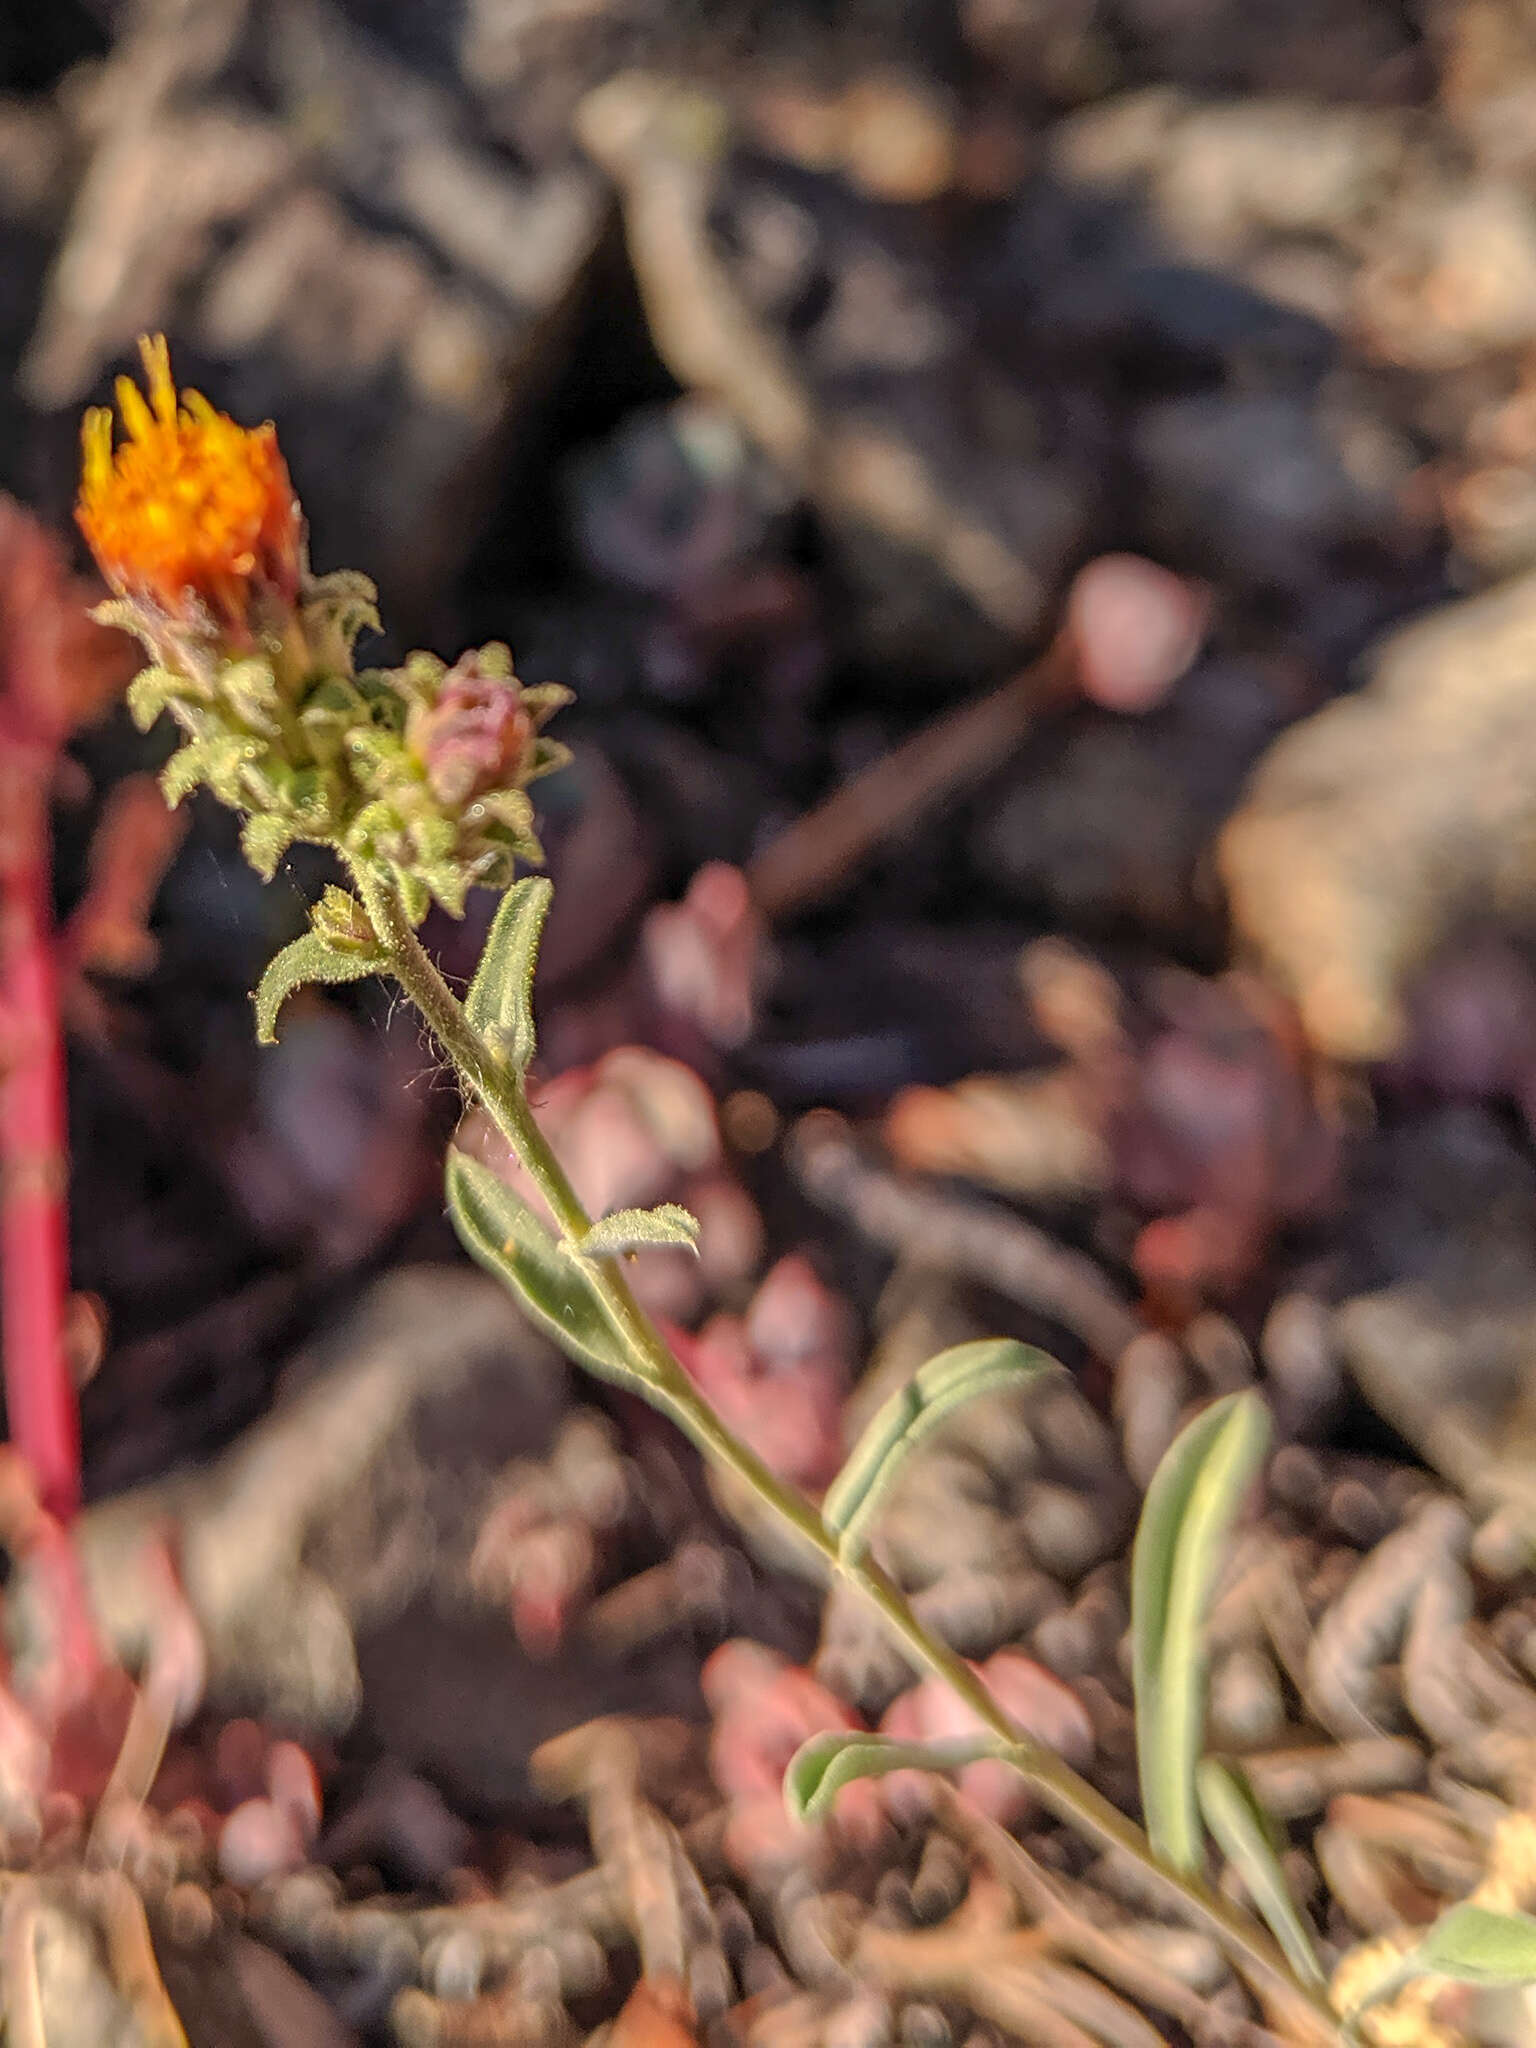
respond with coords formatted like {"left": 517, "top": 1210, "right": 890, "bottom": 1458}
{"left": 77, "top": 334, "right": 301, "bottom": 630}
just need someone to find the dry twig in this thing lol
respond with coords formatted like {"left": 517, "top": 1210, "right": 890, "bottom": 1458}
{"left": 790, "top": 1112, "right": 1139, "bottom": 1360}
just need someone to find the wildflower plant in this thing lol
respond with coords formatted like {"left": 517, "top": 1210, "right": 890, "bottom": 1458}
{"left": 78, "top": 341, "right": 1536, "bottom": 2046}
{"left": 80, "top": 337, "right": 568, "bottom": 921}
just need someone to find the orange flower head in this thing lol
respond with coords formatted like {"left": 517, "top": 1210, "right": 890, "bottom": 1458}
{"left": 77, "top": 335, "right": 301, "bottom": 631}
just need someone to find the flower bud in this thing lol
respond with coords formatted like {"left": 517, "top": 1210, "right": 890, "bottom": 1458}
{"left": 310, "top": 885, "right": 383, "bottom": 958}
{"left": 406, "top": 647, "right": 536, "bottom": 808}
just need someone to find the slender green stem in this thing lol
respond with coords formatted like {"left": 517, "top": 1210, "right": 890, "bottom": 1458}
{"left": 352, "top": 858, "right": 843, "bottom": 1571}
{"left": 351, "top": 861, "right": 1339, "bottom": 2043}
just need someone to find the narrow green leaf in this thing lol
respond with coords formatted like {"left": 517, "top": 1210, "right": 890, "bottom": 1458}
{"left": 445, "top": 1150, "right": 637, "bottom": 1389}
{"left": 822, "top": 1339, "right": 1060, "bottom": 1563}
{"left": 125, "top": 666, "right": 184, "bottom": 732}
{"left": 423, "top": 863, "right": 470, "bottom": 919}
{"left": 1131, "top": 1392, "right": 1271, "bottom": 1874}
{"left": 271, "top": 764, "right": 335, "bottom": 831}
{"left": 302, "top": 567, "right": 380, "bottom": 648}
{"left": 396, "top": 869, "right": 431, "bottom": 926}
{"left": 1404, "top": 1903, "right": 1536, "bottom": 1989}
{"left": 1196, "top": 1758, "right": 1325, "bottom": 1989}
{"left": 253, "top": 932, "right": 379, "bottom": 1044}
{"left": 785, "top": 1730, "right": 1005, "bottom": 1824}
{"left": 464, "top": 877, "right": 552, "bottom": 1071}
{"left": 89, "top": 597, "right": 142, "bottom": 637}
{"left": 159, "top": 742, "right": 214, "bottom": 807}
{"left": 219, "top": 658, "right": 282, "bottom": 732}
{"left": 240, "top": 813, "right": 295, "bottom": 883}
{"left": 568, "top": 1204, "right": 701, "bottom": 1260}
{"left": 478, "top": 788, "right": 537, "bottom": 839}
{"left": 527, "top": 737, "right": 573, "bottom": 783}
{"left": 521, "top": 683, "right": 575, "bottom": 724}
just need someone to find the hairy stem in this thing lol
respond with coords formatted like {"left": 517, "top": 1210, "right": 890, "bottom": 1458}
{"left": 352, "top": 861, "right": 1338, "bottom": 2042}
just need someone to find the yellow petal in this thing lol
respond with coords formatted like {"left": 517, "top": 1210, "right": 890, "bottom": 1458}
{"left": 114, "top": 372, "right": 154, "bottom": 447}
{"left": 138, "top": 333, "right": 177, "bottom": 428}
{"left": 80, "top": 407, "right": 113, "bottom": 488}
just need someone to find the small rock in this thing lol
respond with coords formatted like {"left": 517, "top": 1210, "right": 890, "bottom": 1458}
{"left": 219, "top": 1797, "right": 309, "bottom": 1887}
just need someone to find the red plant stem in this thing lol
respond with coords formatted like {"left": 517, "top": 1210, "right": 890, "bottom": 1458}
{"left": 0, "top": 729, "right": 80, "bottom": 1524}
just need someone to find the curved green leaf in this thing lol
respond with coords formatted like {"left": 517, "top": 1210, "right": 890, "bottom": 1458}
{"left": 160, "top": 739, "right": 219, "bottom": 807}
{"left": 253, "top": 932, "right": 379, "bottom": 1044}
{"left": 785, "top": 1729, "right": 1005, "bottom": 1824}
{"left": 1196, "top": 1758, "right": 1324, "bottom": 1989}
{"left": 568, "top": 1204, "right": 701, "bottom": 1260}
{"left": 822, "top": 1338, "right": 1060, "bottom": 1563}
{"left": 241, "top": 813, "right": 295, "bottom": 883}
{"left": 445, "top": 1150, "right": 636, "bottom": 1389}
{"left": 1131, "top": 1391, "right": 1271, "bottom": 1874}
{"left": 219, "top": 658, "right": 282, "bottom": 733}
{"left": 465, "top": 877, "right": 552, "bottom": 1072}
{"left": 125, "top": 666, "right": 185, "bottom": 733}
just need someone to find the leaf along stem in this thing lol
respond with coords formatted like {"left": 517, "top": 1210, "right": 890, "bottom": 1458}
{"left": 349, "top": 860, "right": 1341, "bottom": 2045}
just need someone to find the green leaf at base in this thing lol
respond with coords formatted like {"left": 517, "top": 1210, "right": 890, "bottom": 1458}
{"left": 445, "top": 1149, "right": 637, "bottom": 1388}
{"left": 785, "top": 1729, "right": 1006, "bottom": 1824}
{"left": 821, "top": 1338, "right": 1060, "bottom": 1563}
{"left": 1196, "top": 1758, "right": 1325, "bottom": 1989}
{"left": 1131, "top": 1391, "right": 1271, "bottom": 1876}
{"left": 253, "top": 932, "right": 380, "bottom": 1044}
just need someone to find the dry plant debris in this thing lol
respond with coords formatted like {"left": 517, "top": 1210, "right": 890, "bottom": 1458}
{"left": 1221, "top": 570, "right": 1536, "bottom": 1063}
